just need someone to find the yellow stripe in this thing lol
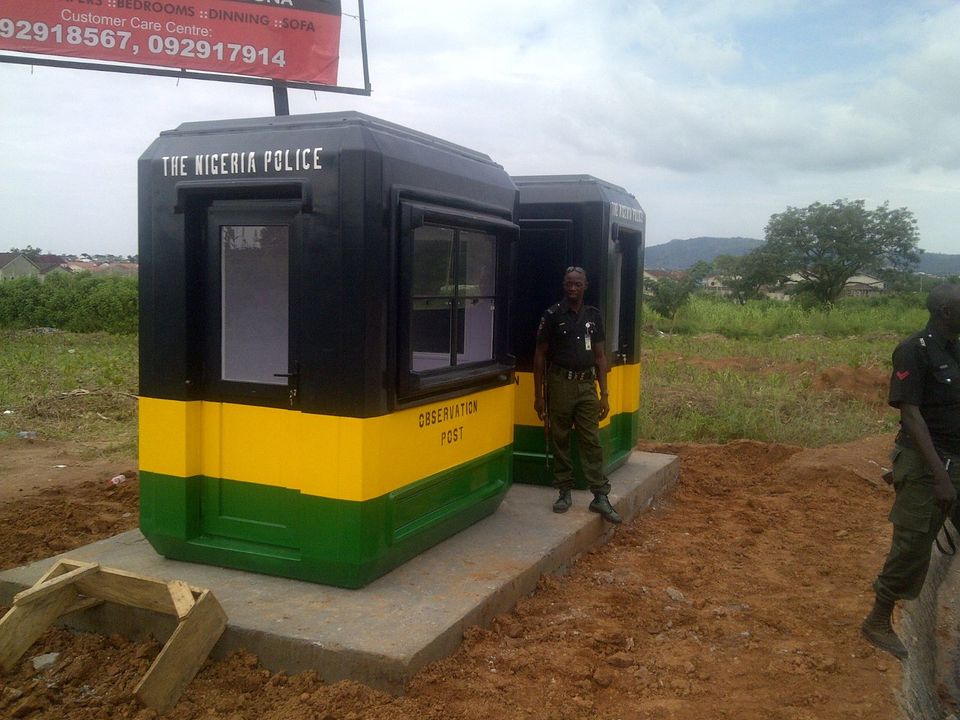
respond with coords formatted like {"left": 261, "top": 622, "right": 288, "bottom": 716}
{"left": 513, "top": 364, "right": 641, "bottom": 427}
{"left": 139, "top": 384, "right": 515, "bottom": 502}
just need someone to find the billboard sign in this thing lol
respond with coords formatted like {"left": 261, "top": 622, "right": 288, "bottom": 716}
{"left": 0, "top": 0, "right": 342, "bottom": 86}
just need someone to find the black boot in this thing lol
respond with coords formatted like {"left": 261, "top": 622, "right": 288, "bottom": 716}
{"left": 861, "top": 596, "right": 908, "bottom": 660}
{"left": 552, "top": 490, "right": 572, "bottom": 513}
{"left": 589, "top": 493, "right": 622, "bottom": 524}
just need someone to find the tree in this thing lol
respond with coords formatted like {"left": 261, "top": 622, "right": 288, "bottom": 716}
{"left": 8, "top": 245, "right": 43, "bottom": 261}
{"left": 762, "top": 199, "right": 920, "bottom": 305}
{"left": 648, "top": 275, "right": 694, "bottom": 325}
{"left": 713, "top": 250, "right": 784, "bottom": 305}
{"left": 687, "top": 260, "right": 713, "bottom": 285}
{"left": 649, "top": 262, "right": 716, "bottom": 322}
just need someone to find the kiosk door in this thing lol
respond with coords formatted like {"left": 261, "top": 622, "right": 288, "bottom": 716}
{"left": 204, "top": 200, "right": 301, "bottom": 408}
{"left": 200, "top": 199, "right": 303, "bottom": 552}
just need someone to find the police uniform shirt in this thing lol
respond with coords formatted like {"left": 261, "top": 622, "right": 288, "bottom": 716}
{"left": 889, "top": 324, "right": 960, "bottom": 454}
{"left": 536, "top": 299, "right": 605, "bottom": 371}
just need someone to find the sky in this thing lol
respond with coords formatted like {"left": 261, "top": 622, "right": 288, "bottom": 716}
{"left": 1, "top": 0, "right": 959, "bottom": 257}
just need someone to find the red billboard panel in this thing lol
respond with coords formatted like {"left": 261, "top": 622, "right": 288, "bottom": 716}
{"left": 0, "top": 0, "right": 341, "bottom": 86}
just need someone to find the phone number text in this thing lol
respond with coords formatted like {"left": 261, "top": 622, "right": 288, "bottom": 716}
{"left": 0, "top": 18, "right": 287, "bottom": 67}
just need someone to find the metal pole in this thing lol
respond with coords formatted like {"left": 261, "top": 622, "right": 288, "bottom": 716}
{"left": 273, "top": 83, "right": 290, "bottom": 116}
{"left": 358, "top": 0, "right": 371, "bottom": 94}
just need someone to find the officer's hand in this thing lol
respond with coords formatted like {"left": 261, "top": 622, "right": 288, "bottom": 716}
{"left": 934, "top": 476, "right": 957, "bottom": 516}
{"left": 534, "top": 397, "right": 545, "bottom": 421}
{"left": 598, "top": 397, "right": 610, "bottom": 421}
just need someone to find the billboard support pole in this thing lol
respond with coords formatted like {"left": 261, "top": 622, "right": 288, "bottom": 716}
{"left": 273, "top": 83, "right": 290, "bottom": 116}
{"left": 359, "top": 0, "right": 371, "bottom": 94}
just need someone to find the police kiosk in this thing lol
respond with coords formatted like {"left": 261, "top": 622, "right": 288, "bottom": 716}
{"left": 509, "top": 175, "right": 646, "bottom": 487}
{"left": 138, "top": 112, "right": 518, "bottom": 588}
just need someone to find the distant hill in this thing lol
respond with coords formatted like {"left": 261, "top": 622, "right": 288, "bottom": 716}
{"left": 918, "top": 252, "right": 960, "bottom": 276}
{"left": 645, "top": 236, "right": 959, "bottom": 275}
{"left": 644, "top": 237, "right": 762, "bottom": 270}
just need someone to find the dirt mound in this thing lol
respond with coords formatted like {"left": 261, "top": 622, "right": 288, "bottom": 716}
{"left": 777, "top": 434, "right": 894, "bottom": 488}
{"left": 639, "top": 438, "right": 802, "bottom": 478}
{"left": 0, "top": 476, "right": 138, "bottom": 570}
{"left": 813, "top": 365, "right": 889, "bottom": 405}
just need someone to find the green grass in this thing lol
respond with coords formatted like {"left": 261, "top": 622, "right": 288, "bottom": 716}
{"left": 644, "top": 293, "right": 927, "bottom": 338}
{"left": 638, "top": 333, "right": 899, "bottom": 446}
{"left": 642, "top": 332, "right": 894, "bottom": 367}
{"left": 0, "top": 330, "right": 138, "bottom": 454}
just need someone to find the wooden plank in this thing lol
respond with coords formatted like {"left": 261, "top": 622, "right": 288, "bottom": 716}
{"left": 33, "top": 558, "right": 93, "bottom": 585}
{"left": 14, "top": 563, "right": 99, "bottom": 606}
{"left": 75, "top": 567, "right": 178, "bottom": 616}
{"left": 167, "top": 580, "right": 196, "bottom": 620}
{"left": 134, "top": 590, "right": 227, "bottom": 712}
{"left": 0, "top": 586, "right": 78, "bottom": 672}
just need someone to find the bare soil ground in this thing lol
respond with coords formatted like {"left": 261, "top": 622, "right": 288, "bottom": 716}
{"left": 0, "top": 367, "right": 907, "bottom": 720}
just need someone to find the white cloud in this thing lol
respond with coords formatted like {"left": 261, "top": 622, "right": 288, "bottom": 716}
{"left": 1, "top": 0, "right": 958, "bottom": 254}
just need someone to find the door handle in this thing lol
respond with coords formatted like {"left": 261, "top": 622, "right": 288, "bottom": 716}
{"left": 274, "top": 364, "right": 300, "bottom": 407}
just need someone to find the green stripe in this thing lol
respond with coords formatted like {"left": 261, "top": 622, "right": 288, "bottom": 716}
{"left": 140, "top": 447, "right": 512, "bottom": 588}
{"left": 512, "top": 411, "right": 639, "bottom": 488}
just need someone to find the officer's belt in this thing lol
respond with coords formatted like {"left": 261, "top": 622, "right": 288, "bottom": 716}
{"left": 551, "top": 366, "right": 595, "bottom": 381}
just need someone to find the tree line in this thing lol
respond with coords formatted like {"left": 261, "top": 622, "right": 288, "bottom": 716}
{"left": 647, "top": 198, "right": 957, "bottom": 321}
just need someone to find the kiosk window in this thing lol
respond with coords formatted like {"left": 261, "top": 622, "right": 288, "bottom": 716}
{"left": 410, "top": 225, "right": 497, "bottom": 372}
{"left": 220, "top": 224, "right": 289, "bottom": 385}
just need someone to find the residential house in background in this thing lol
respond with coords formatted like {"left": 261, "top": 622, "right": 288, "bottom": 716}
{"left": 1, "top": 252, "right": 139, "bottom": 280}
{"left": 839, "top": 274, "right": 885, "bottom": 297}
{"left": 779, "top": 273, "right": 885, "bottom": 298}
{"left": 0, "top": 253, "right": 71, "bottom": 281}
{"left": 700, "top": 274, "right": 733, "bottom": 297}
{"left": 34, "top": 254, "right": 70, "bottom": 279}
{"left": 65, "top": 260, "right": 138, "bottom": 277}
{"left": 0, "top": 253, "right": 38, "bottom": 281}
{"left": 642, "top": 269, "right": 688, "bottom": 298}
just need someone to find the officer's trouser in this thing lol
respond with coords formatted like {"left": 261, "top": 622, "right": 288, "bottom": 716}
{"left": 874, "top": 445, "right": 960, "bottom": 603}
{"left": 546, "top": 368, "right": 609, "bottom": 495}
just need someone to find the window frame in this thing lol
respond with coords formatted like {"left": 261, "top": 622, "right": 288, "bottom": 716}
{"left": 200, "top": 199, "right": 303, "bottom": 409}
{"left": 397, "top": 200, "right": 517, "bottom": 402}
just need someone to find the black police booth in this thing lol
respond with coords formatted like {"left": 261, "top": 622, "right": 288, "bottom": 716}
{"left": 137, "top": 112, "right": 518, "bottom": 588}
{"left": 509, "top": 175, "right": 646, "bottom": 487}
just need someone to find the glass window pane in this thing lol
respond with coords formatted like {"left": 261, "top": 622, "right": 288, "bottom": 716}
{"left": 458, "top": 231, "right": 496, "bottom": 297}
{"left": 221, "top": 225, "right": 288, "bottom": 385}
{"left": 413, "top": 226, "right": 455, "bottom": 296}
{"left": 609, "top": 235, "right": 623, "bottom": 354}
{"left": 457, "top": 297, "right": 495, "bottom": 364}
{"left": 412, "top": 298, "right": 453, "bottom": 371}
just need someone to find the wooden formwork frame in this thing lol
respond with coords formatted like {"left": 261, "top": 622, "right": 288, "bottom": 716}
{"left": 0, "top": 558, "right": 227, "bottom": 713}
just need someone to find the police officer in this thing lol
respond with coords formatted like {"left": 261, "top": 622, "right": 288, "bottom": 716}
{"left": 862, "top": 283, "right": 960, "bottom": 659}
{"left": 533, "top": 266, "right": 620, "bottom": 523}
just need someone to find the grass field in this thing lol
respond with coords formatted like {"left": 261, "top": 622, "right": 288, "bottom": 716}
{"left": 637, "top": 332, "right": 898, "bottom": 446}
{"left": 0, "top": 297, "right": 909, "bottom": 453}
{"left": 0, "top": 329, "right": 138, "bottom": 455}
{"left": 644, "top": 293, "right": 928, "bottom": 338}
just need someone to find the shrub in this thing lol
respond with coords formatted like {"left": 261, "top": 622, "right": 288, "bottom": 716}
{"left": 0, "top": 273, "right": 137, "bottom": 334}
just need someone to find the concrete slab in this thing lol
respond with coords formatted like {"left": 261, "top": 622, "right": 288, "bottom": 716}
{"left": 0, "top": 451, "right": 678, "bottom": 693}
